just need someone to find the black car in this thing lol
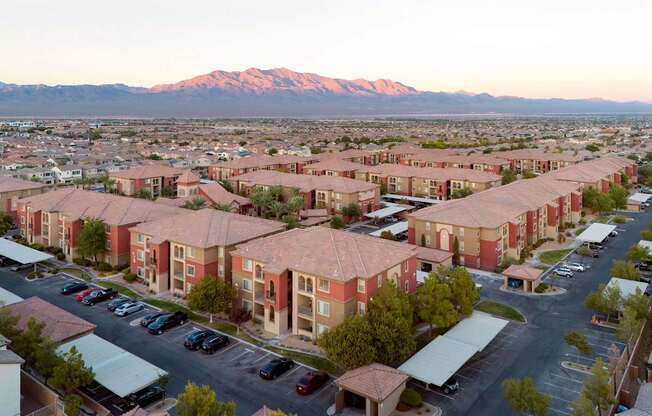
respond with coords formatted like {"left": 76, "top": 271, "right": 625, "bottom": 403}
{"left": 140, "top": 312, "right": 165, "bottom": 328}
{"left": 81, "top": 288, "right": 117, "bottom": 305}
{"left": 200, "top": 334, "right": 230, "bottom": 354}
{"left": 128, "top": 386, "right": 166, "bottom": 408}
{"left": 60, "top": 282, "right": 88, "bottom": 295}
{"left": 184, "top": 329, "right": 217, "bottom": 350}
{"left": 259, "top": 357, "right": 294, "bottom": 380}
{"left": 429, "top": 377, "right": 460, "bottom": 395}
{"left": 147, "top": 311, "right": 187, "bottom": 335}
{"left": 107, "top": 297, "right": 130, "bottom": 312}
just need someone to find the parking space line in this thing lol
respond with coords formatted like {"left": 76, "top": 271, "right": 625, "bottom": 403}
{"left": 549, "top": 372, "right": 584, "bottom": 385}
{"left": 549, "top": 406, "right": 571, "bottom": 415}
{"left": 212, "top": 341, "right": 241, "bottom": 356}
{"left": 277, "top": 365, "right": 302, "bottom": 380}
{"left": 543, "top": 382, "right": 580, "bottom": 395}
{"left": 230, "top": 349, "right": 254, "bottom": 362}
{"left": 251, "top": 352, "right": 271, "bottom": 364}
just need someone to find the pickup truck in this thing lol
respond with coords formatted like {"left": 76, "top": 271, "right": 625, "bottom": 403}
{"left": 81, "top": 288, "right": 117, "bottom": 305}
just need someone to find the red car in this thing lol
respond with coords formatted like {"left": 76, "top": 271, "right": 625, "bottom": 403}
{"left": 75, "top": 288, "right": 99, "bottom": 302}
{"left": 295, "top": 371, "right": 329, "bottom": 395}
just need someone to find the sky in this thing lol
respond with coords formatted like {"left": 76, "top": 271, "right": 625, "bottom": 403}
{"left": 1, "top": 0, "right": 651, "bottom": 102}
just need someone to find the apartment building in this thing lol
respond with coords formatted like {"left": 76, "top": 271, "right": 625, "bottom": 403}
{"left": 208, "top": 155, "right": 320, "bottom": 181}
{"left": 497, "top": 149, "right": 581, "bottom": 173}
{"left": 546, "top": 156, "right": 638, "bottom": 190}
{"left": 129, "top": 209, "right": 286, "bottom": 296}
{"left": 17, "top": 189, "right": 188, "bottom": 266}
{"left": 303, "top": 159, "right": 366, "bottom": 178}
{"left": 229, "top": 170, "right": 380, "bottom": 216}
{"left": 231, "top": 227, "right": 417, "bottom": 340}
{"left": 110, "top": 165, "right": 186, "bottom": 197}
{"left": 0, "top": 176, "right": 48, "bottom": 216}
{"left": 408, "top": 177, "right": 583, "bottom": 271}
{"left": 354, "top": 164, "right": 501, "bottom": 200}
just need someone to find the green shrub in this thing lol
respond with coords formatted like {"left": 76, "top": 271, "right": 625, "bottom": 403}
{"left": 123, "top": 273, "right": 137, "bottom": 283}
{"left": 400, "top": 388, "right": 422, "bottom": 408}
{"left": 113, "top": 263, "right": 128, "bottom": 272}
{"left": 96, "top": 262, "right": 112, "bottom": 272}
{"left": 26, "top": 271, "right": 42, "bottom": 280}
{"left": 535, "top": 283, "right": 549, "bottom": 293}
{"left": 56, "top": 253, "right": 66, "bottom": 261}
{"left": 579, "top": 218, "right": 587, "bottom": 225}
{"left": 72, "top": 257, "right": 91, "bottom": 267}
{"left": 577, "top": 246, "right": 593, "bottom": 257}
{"left": 30, "top": 243, "right": 45, "bottom": 251}
{"left": 613, "top": 215, "right": 627, "bottom": 224}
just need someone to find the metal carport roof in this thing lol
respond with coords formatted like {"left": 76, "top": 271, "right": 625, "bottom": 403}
{"left": 0, "top": 286, "right": 23, "bottom": 306}
{"left": 56, "top": 334, "right": 168, "bottom": 398}
{"left": 399, "top": 311, "right": 508, "bottom": 386}
{"left": 0, "top": 238, "right": 53, "bottom": 264}
{"left": 575, "top": 223, "right": 616, "bottom": 244}
{"left": 606, "top": 277, "right": 649, "bottom": 304}
{"left": 364, "top": 205, "right": 408, "bottom": 219}
{"left": 628, "top": 193, "right": 652, "bottom": 203}
{"left": 369, "top": 221, "right": 409, "bottom": 237}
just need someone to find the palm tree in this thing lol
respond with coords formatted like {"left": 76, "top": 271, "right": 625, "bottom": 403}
{"left": 183, "top": 197, "right": 207, "bottom": 210}
{"left": 100, "top": 176, "right": 115, "bottom": 193}
{"left": 212, "top": 203, "right": 235, "bottom": 213}
{"left": 249, "top": 188, "right": 272, "bottom": 216}
{"left": 286, "top": 196, "right": 304, "bottom": 215}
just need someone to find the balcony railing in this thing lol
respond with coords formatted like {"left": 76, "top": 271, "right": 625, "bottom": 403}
{"left": 174, "top": 272, "right": 183, "bottom": 280}
{"left": 297, "top": 305, "right": 313, "bottom": 318}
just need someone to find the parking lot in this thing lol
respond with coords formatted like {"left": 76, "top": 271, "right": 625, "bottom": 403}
{"left": 0, "top": 272, "right": 335, "bottom": 416}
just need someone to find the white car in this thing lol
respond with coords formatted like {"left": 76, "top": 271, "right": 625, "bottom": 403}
{"left": 564, "top": 263, "right": 586, "bottom": 272}
{"left": 555, "top": 268, "right": 574, "bottom": 278}
{"left": 114, "top": 302, "right": 144, "bottom": 317}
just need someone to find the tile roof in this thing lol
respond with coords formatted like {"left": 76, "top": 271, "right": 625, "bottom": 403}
{"left": 415, "top": 246, "right": 454, "bottom": 263}
{"left": 197, "top": 183, "right": 250, "bottom": 206}
{"left": 546, "top": 156, "right": 634, "bottom": 183}
{"left": 335, "top": 363, "right": 409, "bottom": 401}
{"left": 357, "top": 164, "right": 501, "bottom": 183}
{"left": 0, "top": 176, "right": 47, "bottom": 193}
{"left": 109, "top": 165, "right": 185, "bottom": 179}
{"left": 130, "top": 209, "right": 286, "bottom": 248}
{"left": 304, "top": 159, "right": 367, "bottom": 172}
{"left": 212, "top": 154, "right": 318, "bottom": 170}
{"left": 20, "top": 188, "right": 189, "bottom": 226}
{"left": 234, "top": 171, "right": 378, "bottom": 194}
{"left": 503, "top": 264, "right": 543, "bottom": 281}
{"left": 495, "top": 149, "right": 582, "bottom": 163}
{"left": 232, "top": 227, "right": 416, "bottom": 280}
{"left": 5, "top": 297, "right": 96, "bottom": 343}
{"left": 176, "top": 170, "right": 200, "bottom": 184}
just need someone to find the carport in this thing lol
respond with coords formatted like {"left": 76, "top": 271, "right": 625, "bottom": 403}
{"left": 605, "top": 277, "right": 649, "bottom": 305}
{"left": 638, "top": 240, "right": 652, "bottom": 253}
{"left": 0, "top": 237, "right": 53, "bottom": 270}
{"left": 369, "top": 221, "right": 408, "bottom": 238}
{"left": 381, "top": 194, "right": 441, "bottom": 205}
{"left": 502, "top": 264, "right": 543, "bottom": 293}
{"left": 399, "top": 312, "right": 508, "bottom": 387}
{"left": 575, "top": 223, "right": 616, "bottom": 244}
{"left": 56, "top": 333, "right": 168, "bottom": 398}
{"left": 627, "top": 193, "right": 651, "bottom": 211}
{"left": 364, "top": 205, "right": 408, "bottom": 220}
{"left": 0, "top": 286, "right": 22, "bottom": 306}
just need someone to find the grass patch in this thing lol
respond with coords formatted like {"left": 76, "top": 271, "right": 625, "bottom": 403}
{"left": 613, "top": 215, "right": 628, "bottom": 224}
{"left": 475, "top": 300, "right": 526, "bottom": 323}
{"left": 539, "top": 249, "right": 572, "bottom": 265}
{"left": 575, "top": 226, "right": 587, "bottom": 236}
{"left": 60, "top": 267, "right": 92, "bottom": 281}
{"left": 266, "top": 346, "right": 339, "bottom": 375}
{"left": 96, "top": 281, "right": 142, "bottom": 299}
{"left": 596, "top": 215, "right": 611, "bottom": 224}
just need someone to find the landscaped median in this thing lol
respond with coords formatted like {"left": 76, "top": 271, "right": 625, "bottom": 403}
{"left": 475, "top": 300, "right": 526, "bottom": 323}
{"left": 538, "top": 249, "right": 573, "bottom": 265}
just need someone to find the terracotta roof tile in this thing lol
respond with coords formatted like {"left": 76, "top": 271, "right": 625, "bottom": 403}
{"left": 234, "top": 171, "right": 378, "bottom": 194}
{"left": 335, "top": 363, "right": 409, "bottom": 401}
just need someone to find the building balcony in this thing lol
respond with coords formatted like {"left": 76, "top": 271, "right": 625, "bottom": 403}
{"left": 255, "top": 293, "right": 264, "bottom": 304}
{"left": 255, "top": 272, "right": 264, "bottom": 282}
{"left": 297, "top": 283, "right": 314, "bottom": 295}
{"left": 297, "top": 305, "right": 313, "bottom": 319}
{"left": 296, "top": 327, "right": 314, "bottom": 339}
{"left": 173, "top": 272, "right": 184, "bottom": 281}
{"left": 266, "top": 291, "right": 276, "bottom": 304}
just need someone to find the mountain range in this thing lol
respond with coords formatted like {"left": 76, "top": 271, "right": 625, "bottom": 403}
{"left": 1, "top": 67, "right": 650, "bottom": 117}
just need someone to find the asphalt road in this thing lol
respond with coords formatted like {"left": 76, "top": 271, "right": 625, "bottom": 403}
{"left": 0, "top": 272, "right": 335, "bottom": 416}
{"left": 459, "top": 209, "right": 652, "bottom": 416}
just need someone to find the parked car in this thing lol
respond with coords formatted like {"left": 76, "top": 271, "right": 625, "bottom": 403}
{"left": 184, "top": 329, "right": 217, "bottom": 350}
{"left": 564, "top": 263, "right": 586, "bottom": 272}
{"left": 60, "top": 282, "right": 88, "bottom": 295}
{"left": 75, "top": 288, "right": 98, "bottom": 301}
{"left": 128, "top": 386, "right": 166, "bottom": 408}
{"left": 295, "top": 371, "right": 329, "bottom": 395}
{"left": 428, "top": 377, "right": 460, "bottom": 395}
{"left": 645, "top": 286, "right": 652, "bottom": 297}
{"left": 200, "top": 334, "right": 230, "bottom": 354}
{"left": 82, "top": 288, "right": 117, "bottom": 305}
{"left": 635, "top": 262, "right": 651, "bottom": 271}
{"left": 507, "top": 278, "right": 523, "bottom": 289}
{"left": 147, "top": 312, "right": 188, "bottom": 335}
{"left": 259, "top": 358, "right": 295, "bottom": 380}
{"left": 107, "top": 297, "right": 130, "bottom": 312}
{"left": 140, "top": 312, "right": 165, "bottom": 328}
{"left": 115, "top": 302, "right": 144, "bottom": 317}
{"left": 610, "top": 230, "right": 619, "bottom": 237}
{"left": 554, "top": 268, "right": 574, "bottom": 278}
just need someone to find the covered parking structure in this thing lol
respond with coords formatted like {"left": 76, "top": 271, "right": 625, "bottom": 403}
{"left": 369, "top": 221, "right": 408, "bottom": 238}
{"left": 575, "top": 223, "right": 617, "bottom": 245}
{"left": 605, "top": 278, "right": 649, "bottom": 308}
{"left": 381, "top": 194, "right": 441, "bottom": 206}
{"left": 399, "top": 311, "right": 508, "bottom": 387}
{"left": 627, "top": 192, "right": 651, "bottom": 211}
{"left": 56, "top": 333, "right": 168, "bottom": 398}
{"left": 364, "top": 205, "right": 409, "bottom": 220}
{"left": 0, "top": 237, "right": 53, "bottom": 269}
{"left": 502, "top": 264, "right": 543, "bottom": 293}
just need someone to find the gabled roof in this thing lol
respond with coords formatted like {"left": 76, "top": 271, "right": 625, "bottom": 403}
{"left": 336, "top": 363, "right": 408, "bottom": 402}
{"left": 503, "top": 264, "right": 543, "bottom": 281}
{"left": 197, "top": 183, "right": 250, "bottom": 206}
{"left": 0, "top": 176, "right": 47, "bottom": 193}
{"left": 234, "top": 170, "right": 378, "bottom": 194}
{"left": 110, "top": 165, "right": 185, "bottom": 179}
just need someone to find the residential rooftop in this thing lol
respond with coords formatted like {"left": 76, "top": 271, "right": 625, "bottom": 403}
{"left": 0, "top": 176, "right": 47, "bottom": 193}
{"left": 234, "top": 170, "right": 378, "bottom": 194}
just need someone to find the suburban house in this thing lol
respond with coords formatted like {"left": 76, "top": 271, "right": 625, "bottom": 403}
{"left": 51, "top": 164, "right": 84, "bottom": 184}
{"left": 228, "top": 170, "right": 380, "bottom": 216}
{"left": 109, "top": 165, "right": 187, "bottom": 197}
{"left": 0, "top": 176, "right": 48, "bottom": 216}
{"left": 353, "top": 164, "right": 502, "bottom": 200}
{"left": 230, "top": 227, "right": 417, "bottom": 340}
{"left": 129, "top": 209, "right": 286, "bottom": 296}
{"left": 17, "top": 188, "right": 188, "bottom": 266}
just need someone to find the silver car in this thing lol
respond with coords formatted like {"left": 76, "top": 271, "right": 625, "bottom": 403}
{"left": 564, "top": 262, "right": 585, "bottom": 272}
{"left": 114, "top": 302, "right": 144, "bottom": 317}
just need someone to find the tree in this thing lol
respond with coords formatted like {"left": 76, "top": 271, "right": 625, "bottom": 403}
{"left": 183, "top": 197, "right": 207, "bottom": 210}
{"left": 447, "top": 267, "right": 479, "bottom": 316}
{"left": 49, "top": 346, "right": 94, "bottom": 393}
{"left": 642, "top": 224, "right": 652, "bottom": 241}
{"left": 416, "top": 274, "right": 457, "bottom": 336}
{"left": 268, "top": 200, "right": 286, "bottom": 220}
{"left": 0, "top": 212, "right": 13, "bottom": 236}
{"left": 78, "top": 218, "right": 107, "bottom": 263}
{"left": 585, "top": 143, "right": 600, "bottom": 152}
{"left": 176, "top": 383, "right": 236, "bottom": 416}
{"left": 522, "top": 170, "right": 537, "bottom": 179}
{"left": 575, "top": 358, "right": 614, "bottom": 416}
{"left": 218, "top": 180, "right": 234, "bottom": 193}
{"left": 135, "top": 189, "right": 154, "bottom": 200}
{"left": 594, "top": 193, "right": 614, "bottom": 213}
{"left": 330, "top": 216, "right": 345, "bottom": 229}
{"left": 620, "top": 173, "right": 629, "bottom": 188}
{"left": 380, "top": 230, "right": 397, "bottom": 241}
{"left": 367, "top": 282, "right": 416, "bottom": 365}
{"left": 623, "top": 288, "right": 649, "bottom": 320}
{"left": 610, "top": 260, "right": 640, "bottom": 281}
{"left": 501, "top": 168, "right": 517, "bottom": 185}
{"left": 582, "top": 187, "right": 600, "bottom": 212}
{"left": 62, "top": 394, "right": 83, "bottom": 416}
{"left": 626, "top": 244, "right": 650, "bottom": 263}
{"left": 451, "top": 187, "right": 473, "bottom": 199}
{"left": 617, "top": 306, "right": 643, "bottom": 342}
{"left": 317, "top": 315, "right": 376, "bottom": 370}
{"left": 99, "top": 176, "right": 115, "bottom": 193}
{"left": 572, "top": 394, "right": 597, "bottom": 416}
{"left": 341, "top": 202, "right": 362, "bottom": 219}
{"left": 249, "top": 188, "right": 272, "bottom": 217}
{"left": 187, "top": 276, "right": 237, "bottom": 323}
{"left": 608, "top": 185, "right": 628, "bottom": 209}
{"left": 452, "top": 237, "right": 460, "bottom": 266}
{"left": 502, "top": 377, "right": 550, "bottom": 416}
{"left": 286, "top": 195, "right": 304, "bottom": 215}
{"left": 212, "top": 203, "right": 235, "bottom": 213}
{"left": 584, "top": 284, "right": 621, "bottom": 322}
{"left": 564, "top": 331, "right": 592, "bottom": 364}
{"left": 268, "top": 147, "right": 278, "bottom": 155}
{"left": 577, "top": 246, "right": 594, "bottom": 257}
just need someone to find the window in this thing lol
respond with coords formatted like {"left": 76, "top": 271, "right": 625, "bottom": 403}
{"left": 137, "top": 267, "right": 144, "bottom": 278}
{"left": 459, "top": 227, "right": 464, "bottom": 237}
{"left": 357, "top": 302, "right": 366, "bottom": 315}
{"left": 319, "top": 279, "right": 330, "bottom": 293}
{"left": 377, "top": 274, "right": 382, "bottom": 288}
{"left": 460, "top": 241, "right": 465, "bottom": 252}
{"left": 357, "top": 279, "right": 366, "bottom": 294}
{"left": 186, "top": 265, "right": 195, "bottom": 276}
{"left": 403, "top": 261, "right": 409, "bottom": 272}
{"left": 242, "top": 279, "right": 252, "bottom": 291}
{"left": 243, "top": 300, "right": 252, "bottom": 312}
{"left": 317, "top": 300, "right": 330, "bottom": 317}
{"left": 174, "top": 245, "right": 184, "bottom": 259}
{"left": 137, "top": 250, "right": 144, "bottom": 261}
{"left": 218, "top": 264, "right": 224, "bottom": 278}
{"left": 404, "top": 280, "right": 410, "bottom": 293}
{"left": 317, "top": 324, "right": 329, "bottom": 336}
{"left": 105, "top": 239, "right": 112, "bottom": 250}
{"left": 137, "top": 233, "right": 144, "bottom": 243}
{"left": 243, "top": 258, "right": 252, "bottom": 272}
{"left": 187, "top": 247, "right": 195, "bottom": 258}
